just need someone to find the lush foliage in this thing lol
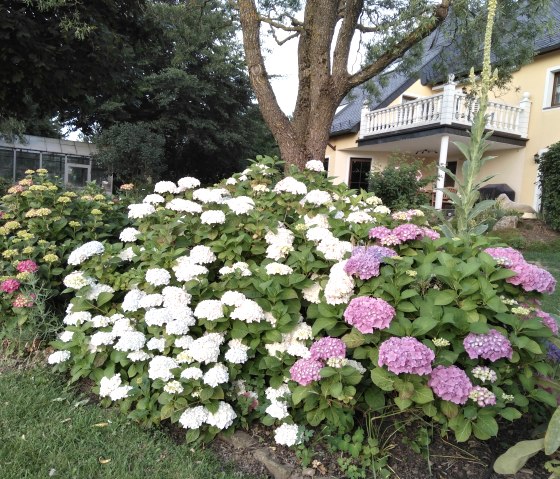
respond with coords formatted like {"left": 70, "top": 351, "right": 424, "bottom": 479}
{"left": 0, "top": 169, "right": 130, "bottom": 347}
{"left": 48, "top": 156, "right": 558, "bottom": 456}
{"left": 539, "top": 141, "right": 560, "bottom": 231}
{"left": 367, "top": 155, "right": 433, "bottom": 210}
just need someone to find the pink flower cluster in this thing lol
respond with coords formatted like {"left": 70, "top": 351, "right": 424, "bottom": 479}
{"left": 368, "top": 224, "right": 439, "bottom": 246}
{"left": 343, "top": 296, "right": 396, "bottom": 333}
{"left": 289, "top": 358, "right": 324, "bottom": 386}
{"left": 391, "top": 209, "right": 424, "bottom": 221}
{"left": 469, "top": 386, "right": 496, "bottom": 407}
{"left": 12, "top": 293, "right": 35, "bottom": 308}
{"left": 484, "top": 247, "right": 556, "bottom": 294}
{"left": 0, "top": 279, "right": 20, "bottom": 293}
{"left": 344, "top": 246, "right": 397, "bottom": 280}
{"left": 463, "top": 329, "right": 513, "bottom": 362}
{"left": 535, "top": 309, "right": 559, "bottom": 335}
{"left": 16, "top": 259, "right": 39, "bottom": 273}
{"left": 310, "top": 337, "right": 346, "bottom": 361}
{"left": 378, "top": 337, "right": 435, "bottom": 375}
{"left": 428, "top": 366, "right": 473, "bottom": 404}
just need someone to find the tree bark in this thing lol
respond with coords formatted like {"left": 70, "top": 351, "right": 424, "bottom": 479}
{"left": 238, "top": 0, "right": 450, "bottom": 169}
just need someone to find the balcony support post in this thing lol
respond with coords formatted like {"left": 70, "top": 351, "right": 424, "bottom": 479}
{"left": 434, "top": 135, "right": 450, "bottom": 210}
{"left": 518, "top": 92, "right": 531, "bottom": 139}
{"left": 440, "top": 79, "right": 457, "bottom": 125}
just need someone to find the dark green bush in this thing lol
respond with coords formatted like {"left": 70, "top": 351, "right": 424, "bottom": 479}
{"left": 368, "top": 154, "right": 434, "bottom": 210}
{"left": 539, "top": 142, "right": 560, "bottom": 231}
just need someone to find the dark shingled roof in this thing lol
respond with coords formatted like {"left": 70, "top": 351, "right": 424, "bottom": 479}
{"left": 330, "top": 1, "right": 560, "bottom": 137}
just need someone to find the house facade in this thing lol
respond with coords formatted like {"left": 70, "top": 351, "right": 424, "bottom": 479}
{"left": 326, "top": 12, "right": 560, "bottom": 210}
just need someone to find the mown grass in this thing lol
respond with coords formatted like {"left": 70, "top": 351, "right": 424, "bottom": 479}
{"left": 0, "top": 363, "right": 257, "bottom": 479}
{"left": 523, "top": 248, "right": 560, "bottom": 315}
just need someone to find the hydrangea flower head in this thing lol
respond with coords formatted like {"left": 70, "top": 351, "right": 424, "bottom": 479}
{"left": 428, "top": 366, "right": 472, "bottom": 404}
{"left": 309, "top": 337, "right": 346, "bottom": 361}
{"left": 305, "top": 160, "right": 325, "bottom": 172}
{"left": 378, "top": 337, "right": 434, "bottom": 375}
{"left": 16, "top": 259, "right": 38, "bottom": 273}
{"left": 535, "top": 309, "right": 559, "bottom": 335}
{"left": 469, "top": 386, "right": 496, "bottom": 407}
{"left": 343, "top": 296, "right": 396, "bottom": 333}
{"left": 0, "top": 279, "right": 20, "bottom": 293}
{"left": 290, "top": 358, "right": 323, "bottom": 386}
{"left": 463, "top": 329, "right": 513, "bottom": 362}
{"left": 344, "top": 246, "right": 397, "bottom": 280}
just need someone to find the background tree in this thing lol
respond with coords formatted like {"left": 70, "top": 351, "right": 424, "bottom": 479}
{"left": 235, "top": 0, "right": 549, "bottom": 168}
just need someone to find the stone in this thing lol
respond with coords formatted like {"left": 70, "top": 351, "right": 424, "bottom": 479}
{"left": 494, "top": 215, "right": 519, "bottom": 230}
{"left": 496, "top": 194, "right": 536, "bottom": 214}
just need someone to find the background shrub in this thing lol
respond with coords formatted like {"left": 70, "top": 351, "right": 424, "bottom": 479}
{"left": 539, "top": 141, "right": 560, "bottom": 231}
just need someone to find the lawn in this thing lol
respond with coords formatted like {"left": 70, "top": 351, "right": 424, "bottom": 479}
{"left": 0, "top": 363, "right": 257, "bottom": 479}
{"left": 523, "top": 247, "right": 560, "bottom": 315}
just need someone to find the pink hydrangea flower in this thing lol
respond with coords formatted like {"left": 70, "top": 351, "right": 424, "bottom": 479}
{"left": 378, "top": 337, "right": 435, "bottom": 375}
{"left": 0, "top": 279, "right": 20, "bottom": 293}
{"left": 463, "top": 329, "right": 513, "bottom": 362}
{"left": 392, "top": 223, "right": 424, "bottom": 242}
{"left": 421, "top": 227, "right": 440, "bottom": 240}
{"left": 344, "top": 297, "right": 396, "bottom": 333}
{"left": 535, "top": 309, "right": 559, "bottom": 335}
{"left": 368, "top": 226, "right": 392, "bottom": 241}
{"left": 310, "top": 337, "right": 346, "bottom": 361}
{"left": 344, "top": 246, "right": 397, "bottom": 280}
{"left": 290, "top": 358, "right": 323, "bottom": 386}
{"left": 16, "top": 259, "right": 39, "bottom": 273}
{"left": 12, "top": 293, "right": 35, "bottom": 308}
{"left": 428, "top": 365, "right": 472, "bottom": 404}
{"left": 469, "top": 386, "right": 496, "bottom": 407}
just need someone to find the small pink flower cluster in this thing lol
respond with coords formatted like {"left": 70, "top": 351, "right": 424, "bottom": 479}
{"left": 309, "top": 337, "right": 346, "bottom": 361}
{"left": 12, "top": 293, "right": 35, "bottom": 308}
{"left": 485, "top": 247, "right": 556, "bottom": 294}
{"left": 344, "top": 246, "right": 397, "bottom": 280}
{"left": 368, "top": 224, "right": 439, "bottom": 246}
{"left": 428, "top": 365, "right": 473, "bottom": 404}
{"left": 0, "top": 279, "right": 20, "bottom": 293}
{"left": 16, "top": 259, "right": 39, "bottom": 274}
{"left": 463, "top": 329, "right": 513, "bottom": 362}
{"left": 391, "top": 209, "right": 424, "bottom": 221}
{"left": 378, "top": 337, "right": 434, "bottom": 375}
{"left": 289, "top": 358, "right": 324, "bottom": 386}
{"left": 343, "top": 296, "right": 396, "bottom": 333}
{"left": 469, "top": 386, "right": 496, "bottom": 407}
{"left": 535, "top": 309, "right": 559, "bottom": 335}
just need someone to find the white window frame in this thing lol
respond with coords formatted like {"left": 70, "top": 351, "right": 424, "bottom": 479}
{"left": 542, "top": 66, "right": 560, "bottom": 109}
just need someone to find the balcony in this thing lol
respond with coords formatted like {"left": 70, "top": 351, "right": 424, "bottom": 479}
{"left": 359, "top": 85, "right": 531, "bottom": 140}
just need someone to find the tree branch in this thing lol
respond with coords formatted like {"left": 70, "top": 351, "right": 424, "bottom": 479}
{"left": 258, "top": 15, "right": 303, "bottom": 32}
{"left": 270, "top": 29, "right": 299, "bottom": 46}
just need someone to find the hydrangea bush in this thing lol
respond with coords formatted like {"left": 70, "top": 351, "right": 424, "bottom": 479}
{"left": 50, "top": 156, "right": 557, "bottom": 446}
{"left": 0, "top": 169, "right": 130, "bottom": 343}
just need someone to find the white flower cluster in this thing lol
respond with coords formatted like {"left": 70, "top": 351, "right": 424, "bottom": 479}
{"left": 63, "top": 271, "right": 95, "bottom": 290}
{"left": 193, "top": 188, "right": 229, "bottom": 204}
{"left": 346, "top": 211, "right": 374, "bottom": 224}
{"left": 265, "top": 385, "right": 290, "bottom": 420}
{"left": 166, "top": 198, "right": 202, "bottom": 213}
{"left": 128, "top": 203, "right": 156, "bottom": 219}
{"left": 265, "top": 227, "right": 294, "bottom": 261}
{"left": 265, "top": 262, "right": 293, "bottom": 276}
{"left": 119, "top": 227, "right": 141, "bottom": 242}
{"left": 189, "top": 245, "right": 216, "bottom": 265}
{"left": 265, "top": 322, "right": 312, "bottom": 358}
{"left": 143, "top": 193, "right": 165, "bottom": 204}
{"left": 83, "top": 283, "right": 114, "bottom": 301}
{"left": 173, "top": 256, "right": 209, "bottom": 283}
{"left": 274, "top": 423, "right": 301, "bottom": 446}
{"left": 324, "top": 260, "right": 354, "bottom": 305}
{"left": 180, "top": 402, "right": 237, "bottom": 430}
{"left": 68, "top": 241, "right": 105, "bottom": 265}
{"left": 154, "top": 180, "right": 178, "bottom": 194}
{"left": 47, "top": 350, "right": 71, "bottom": 364}
{"left": 273, "top": 177, "right": 307, "bottom": 195}
{"left": 365, "top": 195, "right": 383, "bottom": 206}
{"left": 145, "top": 268, "right": 171, "bottom": 286}
{"left": 305, "top": 227, "right": 351, "bottom": 262}
{"left": 99, "top": 374, "right": 133, "bottom": 401}
{"left": 194, "top": 300, "right": 224, "bottom": 321}
{"left": 148, "top": 355, "right": 178, "bottom": 381}
{"left": 63, "top": 311, "right": 91, "bottom": 326}
{"left": 200, "top": 210, "right": 226, "bottom": 225}
{"left": 373, "top": 205, "right": 391, "bottom": 215}
{"left": 224, "top": 339, "right": 249, "bottom": 364}
{"left": 203, "top": 363, "right": 229, "bottom": 387}
{"left": 303, "top": 214, "right": 329, "bottom": 229}
{"left": 219, "top": 262, "right": 252, "bottom": 276}
{"left": 226, "top": 196, "right": 255, "bottom": 215}
{"left": 163, "top": 380, "right": 184, "bottom": 394}
{"left": 302, "top": 282, "right": 322, "bottom": 304}
{"left": 230, "top": 298, "right": 265, "bottom": 323}
{"left": 187, "top": 333, "right": 224, "bottom": 364}
{"left": 58, "top": 330, "right": 74, "bottom": 343}
{"left": 301, "top": 189, "right": 331, "bottom": 206}
{"left": 305, "top": 160, "right": 324, "bottom": 172}
{"left": 177, "top": 176, "right": 201, "bottom": 191}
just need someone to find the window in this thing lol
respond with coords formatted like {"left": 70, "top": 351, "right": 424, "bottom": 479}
{"left": 444, "top": 161, "right": 457, "bottom": 187}
{"left": 552, "top": 72, "right": 560, "bottom": 107}
{"left": 348, "top": 158, "right": 372, "bottom": 191}
{"left": 323, "top": 157, "right": 329, "bottom": 173}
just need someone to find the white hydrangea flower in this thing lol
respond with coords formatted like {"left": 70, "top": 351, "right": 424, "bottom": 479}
{"left": 188, "top": 333, "right": 224, "bottom": 364}
{"left": 203, "top": 363, "right": 229, "bottom": 387}
{"left": 346, "top": 211, "right": 374, "bottom": 224}
{"left": 266, "top": 401, "right": 289, "bottom": 420}
{"left": 273, "top": 177, "right": 307, "bottom": 195}
{"left": 154, "top": 181, "right": 178, "bottom": 194}
{"left": 220, "top": 291, "right": 247, "bottom": 307}
{"left": 163, "top": 380, "right": 184, "bottom": 394}
{"left": 177, "top": 176, "right": 201, "bottom": 191}
{"left": 189, "top": 245, "right": 216, "bottom": 264}
{"left": 118, "top": 247, "right": 137, "bottom": 261}
{"left": 114, "top": 331, "right": 146, "bottom": 352}
{"left": 63, "top": 311, "right": 91, "bottom": 326}
{"left": 251, "top": 184, "right": 270, "bottom": 193}
{"left": 265, "top": 262, "right": 293, "bottom": 275}
{"left": 112, "top": 317, "right": 135, "bottom": 335}
{"left": 181, "top": 367, "right": 203, "bottom": 380}
{"left": 302, "top": 283, "right": 322, "bottom": 304}
{"left": 274, "top": 423, "right": 301, "bottom": 446}
{"left": 200, "top": 210, "right": 226, "bottom": 225}
{"left": 306, "top": 227, "right": 333, "bottom": 243}
{"left": 165, "top": 318, "right": 193, "bottom": 336}
{"left": 265, "top": 385, "right": 291, "bottom": 401}
{"left": 219, "top": 262, "right": 252, "bottom": 276}
{"left": 162, "top": 286, "right": 191, "bottom": 307}
{"left": 63, "top": 271, "right": 95, "bottom": 290}
{"left": 127, "top": 350, "right": 151, "bottom": 362}
{"left": 305, "top": 160, "right": 324, "bottom": 172}
{"left": 286, "top": 343, "right": 311, "bottom": 358}
{"left": 226, "top": 196, "right": 255, "bottom": 215}
{"left": 175, "top": 335, "right": 195, "bottom": 349}
{"left": 166, "top": 198, "right": 202, "bottom": 213}
{"left": 139, "top": 293, "right": 164, "bottom": 309}
{"left": 145, "top": 268, "right": 171, "bottom": 286}
{"left": 119, "top": 227, "right": 140, "bottom": 242}
{"left": 205, "top": 401, "right": 237, "bottom": 430}
{"left": 192, "top": 188, "right": 229, "bottom": 204}
{"left": 176, "top": 350, "right": 194, "bottom": 364}
{"left": 143, "top": 193, "right": 165, "bottom": 204}
{"left": 265, "top": 227, "right": 294, "bottom": 261}
{"left": 92, "top": 315, "right": 110, "bottom": 328}
{"left": 225, "top": 177, "right": 237, "bottom": 185}
{"left": 346, "top": 359, "right": 367, "bottom": 374}
{"left": 373, "top": 205, "right": 391, "bottom": 215}
{"left": 68, "top": 241, "right": 105, "bottom": 265}
{"left": 303, "top": 214, "right": 329, "bottom": 229}
{"left": 224, "top": 339, "right": 249, "bottom": 364}
{"left": 301, "top": 190, "right": 331, "bottom": 206}
{"left": 145, "top": 308, "right": 173, "bottom": 327}
{"left": 230, "top": 299, "right": 265, "bottom": 323}
{"left": 179, "top": 405, "right": 208, "bottom": 429}
{"left": 122, "top": 289, "right": 147, "bottom": 312}
{"left": 317, "top": 237, "right": 352, "bottom": 262}
{"left": 128, "top": 203, "right": 156, "bottom": 219}
{"left": 83, "top": 283, "right": 115, "bottom": 301}
{"left": 58, "top": 331, "right": 74, "bottom": 342}
{"left": 147, "top": 337, "right": 166, "bottom": 352}
{"left": 148, "top": 356, "right": 178, "bottom": 381}
{"left": 47, "top": 350, "right": 71, "bottom": 364}
{"left": 194, "top": 300, "right": 224, "bottom": 321}
{"left": 90, "top": 331, "right": 116, "bottom": 347}
{"left": 324, "top": 260, "right": 354, "bottom": 305}
{"left": 173, "top": 256, "right": 208, "bottom": 282}
{"left": 365, "top": 195, "right": 383, "bottom": 206}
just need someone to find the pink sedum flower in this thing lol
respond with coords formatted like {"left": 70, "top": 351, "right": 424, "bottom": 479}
{"left": 309, "top": 337, "right": 346, "bottom": 361}
{"left": 16, "top": 259, "right": 38, "bottom": 273}
{"left": 378, "top": 337, "right": 434, "bottom": 375}
{"left": 428, "top": 365, "right": 473, "bottom": 404}
{"left": 0, "top": 279, "right": 20, "bottom": 293}
{"left": 463, "top": 329, "right": 513, "bottom": 362}
{"left": 290, "top": 358, "right": 323, "bottom": 386}
{"left": 344, "top": 296, "right": 396, "bottom": 333}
